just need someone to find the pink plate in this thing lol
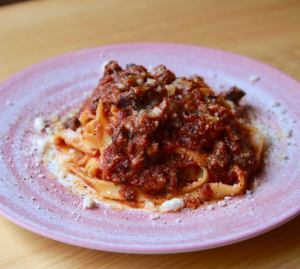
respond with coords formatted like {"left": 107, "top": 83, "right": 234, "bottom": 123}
{"left": 0, "top": 43, "right": 299, "bottom": 254}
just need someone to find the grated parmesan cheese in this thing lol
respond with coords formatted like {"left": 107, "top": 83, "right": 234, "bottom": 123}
{"left": 159, "top": 198, "right": 184, "bottom": 212}
{"left": 175, "top": 218, "right": 182, "bottom": 223}
{"left": 34, "top": 117, "right": 45, "bottom": 134}
{"left": 149, "top": 213, "right": 161, "bottom": 220}
{"left": 148, "top": 106, "right": 161, "bottom": 117}
{"left": 82, "top": 197, "right": 97, "bottom": 209}
{"left": 217, "top": 200, "right": 227, "bottom": 207}
{"left": 35, "top": 137, "right": 49, "bottom": 154}
{"left": 207, "top": 204, "right": 215, "bottom": 210}
{"left": 248, "top": 75, "right": 260, "bottom": 83}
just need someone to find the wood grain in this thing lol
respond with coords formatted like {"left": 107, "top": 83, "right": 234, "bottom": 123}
{"left": 0, "top": 0, "right": 299, "bottom": 268}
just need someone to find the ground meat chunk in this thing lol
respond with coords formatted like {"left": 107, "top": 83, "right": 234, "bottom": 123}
{"left": 207, "top": 141, "right": 231, "bottom": 171}
{"left": 103, "top": 61, "right": 122, "bottom": 76}
{"left": 223, "top": 86, "right": 245, "bottom": 104}
{"left": 63, "top": 115, "right": 80, "bottom": 130}
{"left": 233, "top": 145, "right": 257, "bottom": 169}
{"left": 152, "top": 65, "right": 176, "bottom": 84}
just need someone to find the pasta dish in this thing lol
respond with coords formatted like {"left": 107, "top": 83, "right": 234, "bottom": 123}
{"left": 39, "top": 61, "right": 264, "bottom": 212}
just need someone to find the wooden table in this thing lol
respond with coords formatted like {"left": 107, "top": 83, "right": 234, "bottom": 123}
{"left": 0, "top": 0, "right": 299, "bottom": 268}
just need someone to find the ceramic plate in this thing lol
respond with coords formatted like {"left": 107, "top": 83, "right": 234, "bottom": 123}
{"left": 0, "top": 43, "right": 299, "bottom": 253}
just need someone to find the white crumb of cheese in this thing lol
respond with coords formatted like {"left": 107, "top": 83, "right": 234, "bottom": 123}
{"left": 82, "top": 197, "right": 97, "bottom": 209}
{"left": 207, "top": 204, "right": 215, "bottom": 210}
{"left": 35, "top": 137, "right": 49, "bottom": 154}
{"left": 149, "top": 213, "right": 161, "bottom": 220}
{"left": 45, "top": 127, "right": 53, "bottom": 135}
{"left": 218, "top": 200, "right": 227, "bottom": 207}
{"left": 45, "top": 147, "right": 68, "bottom": 179}
{"left": 34, "top": 117, "right": 45, "bottom": 133}
{"left": 159, "top": 198, "right": 184, "bottom": 213}
{"left": 248, "top": 75, "right": 260, "bottom": 83}
{"left": 148, "top": 106, "right": 161, "bottom": 117}
{"left": 175, "top": 218, "right": 182, "bottom": 223}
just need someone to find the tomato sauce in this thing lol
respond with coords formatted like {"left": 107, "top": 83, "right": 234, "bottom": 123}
{"left": 70, "top": 61, "right": 258, "bottom": 201}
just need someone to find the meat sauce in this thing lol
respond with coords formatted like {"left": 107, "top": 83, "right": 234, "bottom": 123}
{"left": 69, "top": 61, "right": 258, "bottom": 203}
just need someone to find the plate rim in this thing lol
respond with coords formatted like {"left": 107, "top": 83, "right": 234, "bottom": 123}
{"left": 1, "top": 42, "right": 299, "bottom": 86}
{"left": 0, "top": 200, "right": 299, "bottom": 254}
{"left": 0, "top": 42, "right": 299, "bottom": 254}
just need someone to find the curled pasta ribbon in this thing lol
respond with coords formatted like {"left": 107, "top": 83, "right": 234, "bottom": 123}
{"left": 67, "top": 164, "right": 122, "bottom": 200}
{"left": 54, "top": 129, "right": 97, "bottom": 156}
{"left": 82, "top": 119, "right": 100, "bottom": 149}
{"left": 181, "top": 168, "right": 208, "bottom": 193}
{"left": 208, "top": 165, "right": 246, "bottom": 199}
{"left": 70, "top": 101, "right": 113, "bottom": 157}
{"left": 66, "top": 162, "right": 166, "bottom": 206}
{"left": 54, "top": 101, "right": 116, "bottom": 161}
{"left": 177, "top": 146, "right": 246, "bottom": 200}
{"left": 175, "top": 147, "right": 207, "bottom": 167}
{"left": 184, "top": 165, "right": 247, "bottom": 202}
{"left": 95, "top": 102, "right": 112, "bottom": 157}
{"left": 85, "top": 157, "right": 100, "bottom": 177}
{"left": 175, "top": 147, "right": 208, "bottom": 193}
{"left": 246, "top": 124, "right": 265, "bottom": 161}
